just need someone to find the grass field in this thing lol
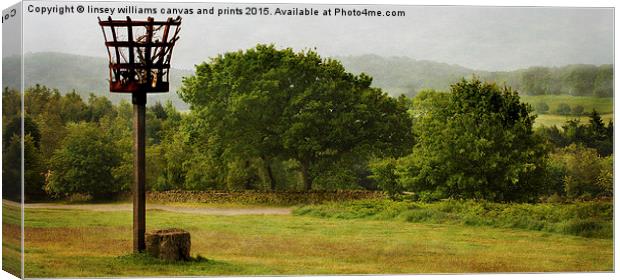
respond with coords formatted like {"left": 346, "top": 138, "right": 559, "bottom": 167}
{"left": 517, "top": 95, "right": 614, "bottom": 128}
{"left": 520, "top": 95, "right": 613, "bottom": 115}
{"left": 2, "top": 203, "right": 21, "bottom": 278}
{"left": 2, "top": 200, "right": 613, "bottom": 277}
{"left": 534, "top": 113, "right": 614, "bottom": 128}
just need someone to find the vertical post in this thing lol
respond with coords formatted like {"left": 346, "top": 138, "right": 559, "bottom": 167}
{"left": 132, "top": 91, "right": 147, "bottom": 252}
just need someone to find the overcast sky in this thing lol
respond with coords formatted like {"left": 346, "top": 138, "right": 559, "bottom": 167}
{"left": 15, "top": 2, "right": 614, "bottom": 71}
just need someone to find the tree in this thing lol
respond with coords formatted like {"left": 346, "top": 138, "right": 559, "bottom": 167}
{"left": 593, "top": 65, "right": 613, "bottom": 97}
{"left": 400, "top": 79, "right": 546, "bottom": 202}
{"left": 3, "top": 114, "right": 41, "bottom": 148}
{"left": 45, "top": 122, "right": 125, "bottom": 198}
{"left": 539, "top": 110, "right": 613, "bottom": 156}
{"left": 534, "top": 102, "right": 549, "bottom": 114}
{"left": 23, "top": 135, "right": 46, "bottom": 200}
{"left": 369, "top": 157, "right": 402, "bottom": 199}
{"left": 59, "top": 90, "right": 88, "bottom": 123}
{"left": 2, "top": 135, "right": 22, "bottom": 201}
{"left": 572, "top": 105, "right": 584, "bottom": 115}
{"left": 555, "top": 103, "right": 572, "bottom": 115}
{"left": 551, "top": 144, "right": 611, "bottom": 198}
{"left": 86, "top": 93, "right": 115, "bottom": 122}
{"left": 179, "top": 45, "right": 413, "bottom": 191}
{"left": 521, "top": 67, "right": 552, "bottom": 95}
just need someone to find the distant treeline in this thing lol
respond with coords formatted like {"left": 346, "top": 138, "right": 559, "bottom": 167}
{"left": 487, "top": 64, "right": 613, "bottom": 97}
{"left": 339, "top": 55, "right": 613, "bottom": 97}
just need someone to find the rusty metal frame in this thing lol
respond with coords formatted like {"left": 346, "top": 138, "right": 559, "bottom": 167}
{"left": 98, "top": 16, "right": 182, "bottom": 93}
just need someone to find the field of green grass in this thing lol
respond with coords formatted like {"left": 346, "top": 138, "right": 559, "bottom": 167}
{"left": 518, "top": 95, "right": 614, "bottom": 127}
{"left": 2, "top": 199, "right": 613, "bottom": 277}
{"left": 520, "top": 95, "right": 613, "bottom": 115}
{"left": 2, "top": 203, "right": 21, "bottom": 278}
{"left": 535, "top": 113, "right": 614, "bottom": 128}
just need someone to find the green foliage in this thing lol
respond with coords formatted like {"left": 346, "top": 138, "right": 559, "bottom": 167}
{"left": 3, "top": 53, "right": 191, "bottom": 109}
{"left": 368, "top": 158, "right": 402, "bottom": 199}
{"left": 3, "top": 114, "right": 41, "bottom": 148}
{"left": 534, "top": 101, "right": 549, "bottom": 114}
{"left": 555, "top": 103, "right": 571, "bottom": 115}
{"left": 521, "top": 67, "right": 553, "bottom": 95}
{"left": 538, "top": 110, "right": 613, "bottom": 156}
{"left": 550, "top": 144, "right": 612, "bottom": 198}
{"left": 179, "top": 44, "right": 413, "bottom": 191}
{"left": 572, "top": 105, "right": 584, "bottom": 115}
{"left": 45, "top": 122, "right": 125, "bottom": 198}
{"left": 401, "top": 79, "right": 546, "bottom": 202}
{"left": 148, "top": 190, "right": 384, "bottom": 206}
{"left": 294, "top": 199, "right": 613, "bottom": 238}
{"left": 2, "top": 135, "right": 22, "bottom": 201}
{"left": 24, "top": 135, "right": 46, "bottom": 200}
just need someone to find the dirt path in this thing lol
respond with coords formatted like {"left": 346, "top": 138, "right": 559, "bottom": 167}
{"left": 14, "top": 201, "right": 292, "bottom": 216}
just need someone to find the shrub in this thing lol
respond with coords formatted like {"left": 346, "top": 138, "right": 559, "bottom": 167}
{"left": 45, "top": 122, "right": 125, "bottom": 199}
{"left": 294, "top": 199, "right": 613, "bottom": 238}
{"left": 555, "top": 103, "right": 572, "bottom": 115}
{"left": 551, "top": 144, "right": 611, "bottom": 198}
{"left": 534, "top": 102, "right": 549, "bottom": 114}
{"left": 368, "top": 158, "right": 403, "bottom": 199}
{"left": 572, "top": 105, "right": 585, "bottom": 115}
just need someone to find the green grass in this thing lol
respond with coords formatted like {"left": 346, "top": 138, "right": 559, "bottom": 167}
{"left": 294, "top": 199, "right": 613, "bottom": 239}
{"left": 12, "top": 202, "right": 614, "bottom": 277}
{"left": 534, "top": 113, "right": 613, "bottom": 128}
{"left": 517, "top": 95, "right": 614, "bottom": 127}
{"left": 520, "top": 95, "right": 613, "bottom": 115}
{"left": 2, "top": 202, "right": 22, "bottom": 278}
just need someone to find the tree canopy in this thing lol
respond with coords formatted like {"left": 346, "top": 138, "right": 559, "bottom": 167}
{"left": 399, "top": 79, "right": 546, "bottom": 201}
{"left": 179, "top": 44, "right": 413, "bottom": 190}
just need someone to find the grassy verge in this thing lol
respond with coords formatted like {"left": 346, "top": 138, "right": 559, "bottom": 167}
{"left": 16, "top": 204, "right": 613, "bottom": 277}
{"left": 293, "top": 199, "right": 613, "bottom": 238}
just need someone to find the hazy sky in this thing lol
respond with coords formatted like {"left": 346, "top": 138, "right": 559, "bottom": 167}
{"left": 17, "top": 1, "right": 614, "bottom": 71}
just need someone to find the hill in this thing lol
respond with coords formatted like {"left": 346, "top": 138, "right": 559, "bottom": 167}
{"left": 2, "top": 52, "right": 193, "bottom": 109}
{"left": 3, "top": 53, "right": 613, "bottom": 109}
{"left": 337, "top": 54, "right": 612, "bottom": 98}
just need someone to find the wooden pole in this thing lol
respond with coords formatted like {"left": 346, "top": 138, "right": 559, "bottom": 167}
{"left": 132, "top": 91, "right": 147, "bottom": 252}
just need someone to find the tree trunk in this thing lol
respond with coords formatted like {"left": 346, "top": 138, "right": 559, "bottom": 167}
{"left": 266, "top": 163, "right": 276, "bottom": 191}
{"left": 261, "top": 156, "right": 276, "bottom": 191}
{"left": 243, "top": 160, "right": 252, "bottom": 189}
{"left": 300, "top": 161, "right": 313, "bottom": 191}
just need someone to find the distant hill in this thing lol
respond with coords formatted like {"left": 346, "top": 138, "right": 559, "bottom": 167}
{"left": 336, "top": 54, "right": 482, "bottom": 96}
{"left": 2, "top": 52, "right": 193, "bottom": 109}
{"left": 336, "top": 54, "right": 612, "bottom": 98}
{"left": 3, "top": 53, "right": 612, "bottom": 109}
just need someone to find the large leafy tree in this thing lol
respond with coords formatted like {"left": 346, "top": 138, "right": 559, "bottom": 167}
{"left": 45, "top": 122, "right": 125, "bottom": 198}
{"left": 180, "top": 44, "right": 413, "bottom": 190}
{"left": 401, "top": 79, "right": 546, "bottom": 201}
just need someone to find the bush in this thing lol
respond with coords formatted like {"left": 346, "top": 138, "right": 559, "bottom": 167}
{"left": 555, "top": 103, "right": 572, "bottom": 115}
{"left": 45, "top": 122, "right": 126, "bottom": 199}
{"left": 550, "top": 144, "right": 612, "bottom": 198}
{"left": 147, "top": 189, "right": 385, "bottom": 206}
{"left": 534, "top": 102, "right": 549, "bottom": 114}
{"left": 572, "top": 105, "right": 585, "bottom": 115}
{"left": 368, "top": 158, "right": 403, "bottom": 199}
{"left": 294, "top": 199, "right": 613, "bottom": 238}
